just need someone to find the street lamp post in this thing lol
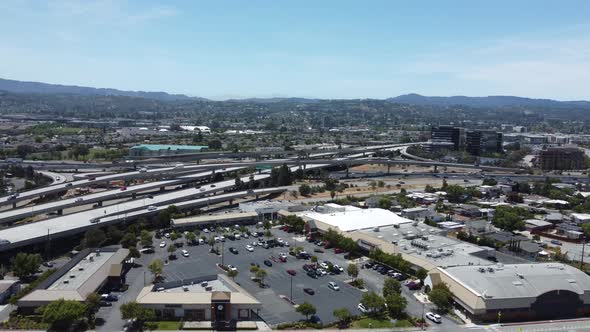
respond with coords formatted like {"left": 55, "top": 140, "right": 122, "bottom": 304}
{"left": 581, "top": 236, "right": 587, "bottom": 270}
{"left": 290, "top": 275, "right": 293, "bottom": 303}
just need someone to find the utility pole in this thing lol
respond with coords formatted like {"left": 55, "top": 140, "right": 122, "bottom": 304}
{"left": 581, "top": 236, "right": 586, "bottom": 270}
{"left": 221, "top": 240, "right": 225, "bottom": 267}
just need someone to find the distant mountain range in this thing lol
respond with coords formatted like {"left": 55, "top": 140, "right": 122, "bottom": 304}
{"left": 1, "top": 77, "right": 589, "bottom": 108}
{"left": 388, "top": 93, "right": 590, "bottom": 108}
{"left": 0, "top": 78, "right": 204, "bottom": 102}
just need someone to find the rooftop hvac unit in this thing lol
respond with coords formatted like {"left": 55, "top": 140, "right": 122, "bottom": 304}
{"left": 478, "top": 267, "right": 486, "bottom": 273}
{"left": 201, "top": 282, "right": 208, "bottom": 287}
{"left": 205, "top": 286, "right": 213, "bottom": 291}
{"left": 183, "top": 286, "right": 189, "bottom": 292}
{"left": 78, "top": 267, "right": 84, "bottom": 271}
{"left": 517, "top": 273, "right": 524, "bottom": 279}
{"left": 487, "top": 267, "right": 494, "bottom": 272}
{"left": 70, "top": 274, "right": 76, "bottom": 278}
{"left": 63, "top": 280, "right": 69, "bottom": 284}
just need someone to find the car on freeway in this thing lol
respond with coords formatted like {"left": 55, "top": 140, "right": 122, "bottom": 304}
{"left": 139, "top": 168, "right": 147, "bottom": 173}
{"left": 90, "top": 218, "right": 100, "bottom": 224}
{"left": 328, "top": 281, "right": 340, "bottom": 291}
{"left": 263, "top": 260, "right": 273, "bottom": 267}
{"left": 147, "top": 205, "right": 157, "bottom": 211}
{"left": 425, "top": 312, "right": 442, "bottom": 323}
{"left": 245, "top": 245, "right": 254, "bottom": 252}
{"left": 227, "top": 265, "right": 237, "bottom": 272}
{"left": 287, "top": 269, "right": 296, "bottom": 276}
{"left": 303, "top": 288, "right": 315, "bottom": 295}
{"left": 75, "top": 197, "right": 84, "bottom": 202}
{"left": 159, "top": 241, "right": 166, "bottom": 248}
{"left": 174, "top": 163, "right": 184, "bottom": 169}
{"left": 65, "top": 183, "right": 73, "bottom": 187}
{"left": 229, "top": 247, "right": 239, "bottom": 254}
{"left": 120, "top": 187, "right": 127, "bottom": 191}
{"left": 181, "top": 249, "right": 189, "bottom": 257}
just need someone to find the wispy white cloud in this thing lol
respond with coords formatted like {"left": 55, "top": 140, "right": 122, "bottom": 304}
{"left": 401, "top": 25, "right": 590, "bottom": 99}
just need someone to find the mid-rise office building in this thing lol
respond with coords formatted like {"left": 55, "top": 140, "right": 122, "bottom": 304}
{"left": 466, "top": 130, "right": 503, "bottom": 155}
{"left": 539, "top": 147, "right": 585, "bottom": 170}
{"left": 430, "top": 126, "right": 465, "bottom": 150}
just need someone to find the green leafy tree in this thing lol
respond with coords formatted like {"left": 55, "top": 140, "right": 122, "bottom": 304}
{"left": 147, "top": 259, "right": 163, "bottom": 281}
{"left": 296, "top": 302, "right": 317, "bottom": 320}
{"left": 382, "top": 278, "right": 402, "bottom": 298}
{"left": 167, "top": 244, "right": 177, "bottom": 255}
{"left": 140, "top": 230, "right": 153, "bottom": 248}
{"left": 360, "top": 291, "right": 386, "bottom": 316}
{"left": 41, "top": 299, "right": 86, "bottom": 330}
{"left": 120, "top": 301, "right": 156, "bottom": 327}
{"left": 84, "top": 228, "right": 106, "bottom": 248}
{"left": 378, "top": 196, "right": 392, "bottom": 209}
{"left": 429, "top": 283, "right": 453, "bottom": 313}
{"left": 227, "top": 269, "right": 238, "bottom": 281}
{"left": 85, "top": 292, "right": 101, "bottom": 322}
{"left": 492, "top": 206, "right": 530, "bottom": 231}
{"left": 170, "top": 231, "right": 180, "bottom": 241}
{"left": 185, "top": 232, "right": 196, "bottom": 244}
{"left": 299, "top": 184, "right": 312, "bottom": 196}
{"left": 333, "top": 307, "right": 352, "bottom": 326}
{"left": 120, "top": 232, "right": 138, "bottom": 248}
{"left": 347, "top": 263, "right": 359, "bottom": 281}
{"left": 385, "top": 293, "right": 407, "bottom": 318}
{"left": 416, "top": 268, "right": 428, "bottom": 284}
{"left": 11, "top": 253, "right": 42, "bottom": 280}
{"left": 255, "top": 268, "right": 267, "bottom": 285}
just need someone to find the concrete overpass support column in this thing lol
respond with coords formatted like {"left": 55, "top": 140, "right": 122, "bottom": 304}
{"left": 229, "top": 199, "right": 233, "bottom": 205}
{"left": 97, "top": 201, "right": 103, "bottom": 207}
{"left": 12, "top": 202, "right": 17, "bottom": 209}
{"left": 160, "top": 186, "right": 165, "bottom": 192}
{"left": 387, "top": 165, "right": 391, "bottom": 175}
{"left": 255, "top": 194, "right": 259, "bottom": 200}
{"left": 132, "top": 192, "right": 137, "bottom": 199}
{"left": 346, "top": 164, "right": 349, "bottom": 178}
{"left": 303, "top": 163, "right": 306, "bottom": 170}
{"left": 434, "top": 165, "right": 438, "bottom": 173}
{"left": 57, "top": 209, "right": 63, "bottom": 215}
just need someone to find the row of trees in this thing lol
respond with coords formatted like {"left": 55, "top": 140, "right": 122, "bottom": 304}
{"left": 321, "top": 229, "right": 361, "bottom": 257}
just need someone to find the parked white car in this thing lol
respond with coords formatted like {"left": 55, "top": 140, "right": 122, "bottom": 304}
{"left": 159, "top": 241, "right": 166, "bottom": 248}
{"left": 181, "top": 249, "right": 189, "bottom": 257}
{"left": 328, "top": 281, "right": 340, "bottom": 291}
{"left": 425, "top": 312, "right": 441, "bottom": 323}
{"left": 357, "top": 303, "right": 368, "bottom": 313}
{"left": 245, "top": 245, "right": 254, "bottom": 252}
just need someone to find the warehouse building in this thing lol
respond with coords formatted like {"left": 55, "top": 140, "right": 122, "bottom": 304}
{"left": 129, "top": 144, "right": 209, "bottom": 157}
{"left": 18, "top": 247, "right": 129, "bottom": 311}
{"left": 135, "top": 274, "right": 261, "bottom": 330}
{"left": 431, "top": 263, "right": 590, "bottom": 322}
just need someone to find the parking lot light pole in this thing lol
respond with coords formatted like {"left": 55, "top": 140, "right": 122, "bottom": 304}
{"left": 221, "top": 240, "right": 225, "bottom": 267}
{"left": 290, "top": 275, "right": 293, "bottom": 303}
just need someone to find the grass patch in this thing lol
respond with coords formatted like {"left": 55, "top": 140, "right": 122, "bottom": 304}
{"left": 352, "top": 317, "right": 394, "bottom": 328}
{"left": 393, "top": 319, "right": 414, "bottom": 327}
{"left": 153, "top": 321, "right": 182, "bottom": 330}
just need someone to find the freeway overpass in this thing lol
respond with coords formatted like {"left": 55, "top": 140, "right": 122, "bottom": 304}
{"left": 0, "top": 167, "right": 243, "bottom": 224}
{"left": 0, "top": 163, "right": 241, "bottom": 207}
{"left": 0, "top": 187, "right": 286, "bottom": 253}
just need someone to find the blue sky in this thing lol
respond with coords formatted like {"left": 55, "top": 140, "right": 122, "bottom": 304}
{"left": 1, "top": 0, "right": 589, "bottom": 100}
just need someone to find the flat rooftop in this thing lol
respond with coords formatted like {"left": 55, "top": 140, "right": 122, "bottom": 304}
{"left": 299, "top": 207, "right": 413, "bottom": 232}
{"left": 48, "top": 251, "right": 115, "bottom": 291}
{"left": 441, "top": 263, "right": 590, "bottom": 301}
{"left": 358, "top": 223, "right": 494, "bottom": 268}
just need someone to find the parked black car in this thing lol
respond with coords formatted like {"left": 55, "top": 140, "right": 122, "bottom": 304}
{"left": 264, "top": 259, "right": 273, "bottom": 267}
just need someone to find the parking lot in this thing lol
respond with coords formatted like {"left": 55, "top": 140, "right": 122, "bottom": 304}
{"left": 147, "top": 226, "right": 364, "bottom": 325}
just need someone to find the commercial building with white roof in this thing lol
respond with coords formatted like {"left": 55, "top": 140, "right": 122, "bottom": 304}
{"left": 298, "top": 204, "right": 413, "bottom": 232}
